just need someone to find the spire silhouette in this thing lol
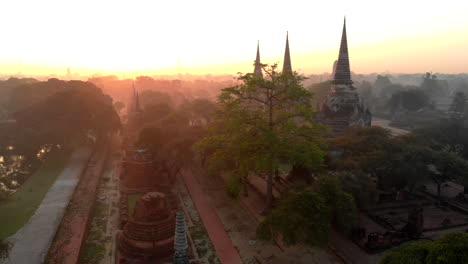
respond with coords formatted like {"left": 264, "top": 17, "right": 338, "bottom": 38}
{"left": 135, "top": 91, "right": 141, "bottom": 112}
{"left": 332, "top": 17, "right": 352, "bottom": 85}
{"left": 282, "top": 32, "right": 292, "bottom": 73}
{"left": 254, "top": 40, "right": 263, "bottom": 77}
{"left": 132, "top": 81, "right": 141, "bottom": 113}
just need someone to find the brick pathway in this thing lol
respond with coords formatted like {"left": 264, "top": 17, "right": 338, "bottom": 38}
{"left": 181, "top": 169, "right": 242, "bottom": 264}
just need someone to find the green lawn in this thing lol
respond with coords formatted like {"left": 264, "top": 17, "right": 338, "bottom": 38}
{"left": 127, "top": 193, "right": 144, "bottom": 220}
{"left": 0, "top": 151, "right": 70, "bottom": 239}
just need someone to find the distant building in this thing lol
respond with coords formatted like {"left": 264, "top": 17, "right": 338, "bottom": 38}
{"left": 319, "top": 18, "right": 372, "bottom": 136}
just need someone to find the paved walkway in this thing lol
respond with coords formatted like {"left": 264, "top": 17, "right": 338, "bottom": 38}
{"left": 181, "top": 169, "right": 242, "bottom": 264}
{"left": 46, "top": 143, "right": 108, "bottom": 264}
{"left": 372, "top": 117, "right": 410, "bottom": 136}
{"left": 2, "top": 147, "right": 92, "bottom": 264}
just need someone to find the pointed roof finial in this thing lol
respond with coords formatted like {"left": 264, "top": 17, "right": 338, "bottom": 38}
{"left": 132, "top": 80, "right": 137, "bottom": 98}
{"left": 131, "top": 80, "right": 142, "bottom": 113}
{"left": 135, "top": 91, "right": 141, "bottom": 112}
{"left": 332, "top": 17, "right": 353, "bottom": 85}
{"left": 282, "top": 31, "right": 292, "bottom": 73}
{"left": 254, "top": 40, "right": 263, "bottom": 77}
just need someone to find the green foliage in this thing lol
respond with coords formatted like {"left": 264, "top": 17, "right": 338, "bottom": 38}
{"left": 335, "top": 171, "right": 378, "bottom": 208}
{"left": 182, "top": 98, "right": 218, "bottom": 125}
{"left": 380, "top": 240, "right": 432, "bottom": 264}
{"left": 421, "top": 72, "right": 449, "bottom": 99}
{"left": 139, "top": 90, "right": 172, "bottom": 109}
{"left": 448, "top": 91, "right": 466, "bottom": 117}
{"left": 143, "top": 102, "right": 172, "bottom": 124}
{"left": 425, "top": 232, "right": 468, "bottom": 264}
{"left": 413, "top": 119, "right": 468, "bottom": 159}
{"left": 0, "top": 150, "right": 70, "bottom": 239}
{"left": 0, "top": 239, "right": 11, "bottom": 260}
{"left": 257, "top": 185, "right": 330, "bottom": 246}
{"left": 388, "top": 89, "right": 429, "bottom": 112}
{"left": 225, "top": 171, "right": 244, "bottom": 198}
{"left": 12, "top": 81, "right": 120, "bottom": 154}
{"left": 197, "top": 64, "right": 326, "bottom": 209}
{"left": 136, "top": 94, "right": 210, "bottom": 180}
{"left": 6, "top": 78, "right": 59, "bottom": 112}
{"left": 328, "top": 126, "right": 468, "bottom": 193}
{"left": 257, "top": 175, "right": 356, "bottom": 246}
{"left": 380, "top": 232, "right": 468, "bottom": 264}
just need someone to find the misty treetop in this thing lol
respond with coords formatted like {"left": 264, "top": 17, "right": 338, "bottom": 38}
{"left": 328, "top": 126, "right": 468, "bottom": 199}
{"left": 8, "top": 80, "right": 121, "bottom": 155}
{"left": 135, "top": 92, "right": 216, "bottom": 183}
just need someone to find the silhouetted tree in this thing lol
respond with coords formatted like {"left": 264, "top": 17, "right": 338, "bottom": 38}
{"left": 388, "top": 89, "right": 429, "bottom": 114}
{"left": 448, "top": 91, "right": 467, "bottom": 119}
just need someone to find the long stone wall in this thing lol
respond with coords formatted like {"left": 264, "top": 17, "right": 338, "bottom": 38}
{"left": 46, "top": 140, "right": 110, "bottom": 264}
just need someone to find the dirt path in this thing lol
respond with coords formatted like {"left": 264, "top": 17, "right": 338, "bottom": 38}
{"left": 191, "top": 166, "right": 342, "bottom": 264}
{"left": 372, "top": 117, "right": 410, "bottom": 136}
{"left": 181, "top": 169, "right": 242, "bottom": 264}
{"left": 77, "top": 147, "right": 120, "bottom": 264}
{"left": 2, "top": 147, "right": 92, "bottom": 264}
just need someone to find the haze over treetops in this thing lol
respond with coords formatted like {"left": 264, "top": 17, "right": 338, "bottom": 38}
{"left": 1, "top": 0, "right": 467, "bottom": 76}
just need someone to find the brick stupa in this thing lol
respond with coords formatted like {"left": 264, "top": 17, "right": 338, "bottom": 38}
{"left": 117, "top": 192, "right": 176, "bottom": 264}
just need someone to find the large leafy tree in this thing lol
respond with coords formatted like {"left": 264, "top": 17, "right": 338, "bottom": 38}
{"left": 182, "top": 98, "right": 218, "bottom": 126}
{"left": 413, "top": 119, "right": 468, "bottom": 159}
{"left": 136, "top": 95, "right": 209, "bottom": 182}
{"left": 448, "top": 91, "right": 467, "bottom": 119}
{"left": 137, "top": 119, "right": 206, "bottom": 182}
{"left": 197, "top": 64, "right": 326, "bottom": 213}
{"left": 12, "top": 81, "right": 121, "bottom": 154}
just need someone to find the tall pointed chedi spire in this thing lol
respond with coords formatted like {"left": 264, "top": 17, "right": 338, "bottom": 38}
{"left": 282, "top": 32, "right": 292, "bottom": 73}
{"left": 130, "top": 81, "right": 141, "bottom": 113}
{"left": 320, "top": 17, "right": 372, "bottom": 134}
{"left": 332, "top": 17, "right": 353, "bottom": 85}
{"left": 135, "top": 91, "right": 141, "bottom": 112}
{"left": 254, "top": 40, "right": 263, "bottom": 77}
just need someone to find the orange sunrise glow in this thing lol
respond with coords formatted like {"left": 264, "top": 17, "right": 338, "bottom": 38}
{"left": 0, "top": 0, "right": 467, "bottom": 76}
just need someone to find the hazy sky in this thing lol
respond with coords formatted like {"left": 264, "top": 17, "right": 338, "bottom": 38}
{"left": 0, "top": 0, "right": 467, "bottom": 76}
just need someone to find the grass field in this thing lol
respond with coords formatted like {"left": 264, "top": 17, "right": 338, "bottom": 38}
{"left": 127, "top": 193, "right": 144, "bottom": 219}
{"left": 0, "top": 151, "right": 70, "bottom": 239}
